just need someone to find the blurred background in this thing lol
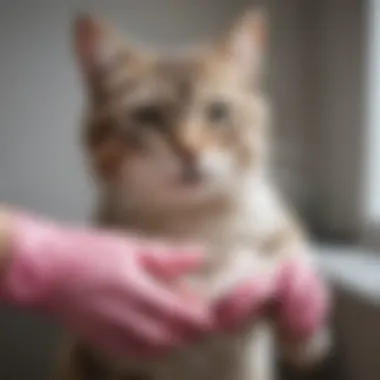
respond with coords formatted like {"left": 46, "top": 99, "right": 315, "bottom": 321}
{"left": 0, "top": 0, "right": 378, "bottom": 379}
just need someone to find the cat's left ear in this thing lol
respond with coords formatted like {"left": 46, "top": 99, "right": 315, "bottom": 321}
{"left": 73, "top": 14, "right": 121, "bottom": 73}
{"left": 216, "top": 8, "right": 268, "bottom": 80}
{"left": 73, "top": 13, "right": 143, "bottom": 77}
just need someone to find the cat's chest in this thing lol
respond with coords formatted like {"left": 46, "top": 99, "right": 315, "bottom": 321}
{"left": 114, "top": 200, "right": 281, "bottom": 299}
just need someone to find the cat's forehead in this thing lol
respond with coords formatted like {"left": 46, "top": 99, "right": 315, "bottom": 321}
{"left": 153, "top": 56, "right": 198, "bottom": 91}
{"left": 150, "top": 54, "right": 204, "bottom": 87}
{"left": 122, "top": 54, "right": 209, "bottom": 105}
{"left": 100, "top": 49, "right": 241, "bottom": 108}
{"left": 126, "top": 53, "right": 237, "bottom": 104}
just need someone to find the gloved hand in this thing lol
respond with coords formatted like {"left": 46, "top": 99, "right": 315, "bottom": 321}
{"left": 214, "top": 257, "right": 329, "bottom": 343}
{"left": 0, "top": 209, "right": 328, "bottom": 360}
{"left": 276, "top": 259, "right": 328, "bottom": 340}
{"left": 0, "top": 211, "right": 213, "bottom": 357}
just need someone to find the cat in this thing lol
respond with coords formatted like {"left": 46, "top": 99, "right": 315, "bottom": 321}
{"left": 56, "top": 8, "right": 329, "bottom": 380}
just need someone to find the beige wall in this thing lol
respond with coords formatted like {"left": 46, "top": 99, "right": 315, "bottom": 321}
{"left": 266, "top": 0, "right": 312, "bottom": 210}
{"left": 312, "top": 0, "right": 365, "bottom": 235}
{"left": 269, "top": 0, "right": 366, "bottom": 235}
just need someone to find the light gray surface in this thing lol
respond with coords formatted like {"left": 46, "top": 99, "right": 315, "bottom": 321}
{"left": 318, "top": 244, "right": 380, "bottom": 302}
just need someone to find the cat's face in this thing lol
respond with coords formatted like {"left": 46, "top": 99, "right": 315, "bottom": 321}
{"left": 74, "top": 10, "right": 269, "bottom": 209}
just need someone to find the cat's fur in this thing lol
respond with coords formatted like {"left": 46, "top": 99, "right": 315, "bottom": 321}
{"left": 57, "top": 9, "right": 329, "bottom": 380}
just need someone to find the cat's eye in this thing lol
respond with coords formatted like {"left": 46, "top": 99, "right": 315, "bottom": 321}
{"left": 132, "top": 105, "right": 165, "bottom": 127}
{"left": 206, "top": 101, "right": 230, "bottom": 124}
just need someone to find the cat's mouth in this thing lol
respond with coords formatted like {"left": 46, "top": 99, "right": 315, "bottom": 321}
{"left": 122, "top": 153, "right": 232, "bottom": 204}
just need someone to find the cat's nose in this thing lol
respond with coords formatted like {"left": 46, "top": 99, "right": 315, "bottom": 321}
{"left": 181, "top": 164, "right": 202, "bottom": 185}
{"left": 177, "top": 147, "right": 202, "bottom": 185}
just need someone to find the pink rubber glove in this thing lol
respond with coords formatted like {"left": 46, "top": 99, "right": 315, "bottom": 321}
{"left": 215, "top": 274, "right": 278, "bottom": 330}
{"left": 276, "top": 259, "right": 329, "bottom": 340}
{"left": 0, "top": 213, "right": 213, "bottom": 357}
{"left": 214, "top": 258, "right": 328, "bottom": 342}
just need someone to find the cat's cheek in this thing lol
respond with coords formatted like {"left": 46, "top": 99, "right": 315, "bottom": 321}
{"left": 121, "top": 157, "right": 159, "bottom": 189}
{"left": 238, "top": 130, "right": 267, "bottom": 170}
{"left": 121, "top": 155, "right": 179, "bottom": 193}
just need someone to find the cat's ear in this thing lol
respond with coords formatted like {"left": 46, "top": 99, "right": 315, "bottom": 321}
{"left": 216, "top": 8, "right": 267, "bottom": 79}
{"left": 73, "top": 13, "right": 138, "bottom": 75}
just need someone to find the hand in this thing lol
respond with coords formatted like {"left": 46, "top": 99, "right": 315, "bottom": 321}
{"left": 214, "top": 273, "right": 278, "bottom": 331}
{"left": 275, "top": 259, "right": 329, "bottom": 340}
{"left": 0, "top": 212, "right": 212, "bottom": 358}
{"left": 214, "top": 258, "right": 328, "bottom": 340}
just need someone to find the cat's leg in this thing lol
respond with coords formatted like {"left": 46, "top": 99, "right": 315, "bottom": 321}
{"left": 237, "top": 322, "right": 276, "bottom": 380}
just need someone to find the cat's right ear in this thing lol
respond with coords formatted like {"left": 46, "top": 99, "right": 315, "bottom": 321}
{"left": 213, "top": 8, "right": 268, "bottom": 83}
{"left": 73, "top": 13, "right": 124, "bottom": 75}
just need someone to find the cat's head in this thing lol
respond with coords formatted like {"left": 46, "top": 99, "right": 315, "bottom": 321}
{"left": 74, "top": 9, "right": 269, "bottom": 210}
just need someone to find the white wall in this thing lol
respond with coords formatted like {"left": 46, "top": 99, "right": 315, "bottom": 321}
{"left": 298, "top": 0, "right": 365, "bottom": 236}
{"left": 0, "top": 2, "right": 87, "bottom": 222}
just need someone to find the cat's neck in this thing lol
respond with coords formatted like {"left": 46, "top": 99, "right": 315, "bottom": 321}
{"left": 98, "top": 193, "right": 233, "bottom": 239}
